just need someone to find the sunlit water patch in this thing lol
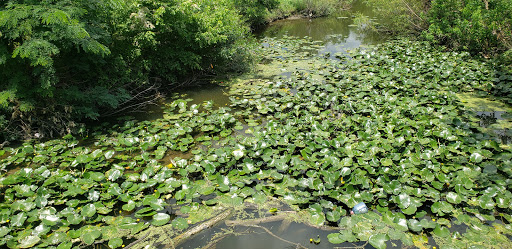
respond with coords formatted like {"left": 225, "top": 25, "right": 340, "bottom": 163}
{"left": 256, "top": 1, "right": 388, "bottom": 58}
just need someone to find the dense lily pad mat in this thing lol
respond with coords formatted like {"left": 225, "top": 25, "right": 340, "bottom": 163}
{"left": 1, "top": 37, "right": 512, "bottom": 249}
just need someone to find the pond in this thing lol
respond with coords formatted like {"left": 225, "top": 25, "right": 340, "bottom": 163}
{"left": 157, "top": 0, "right": 387, "bottom": 115}
{"left": 1, "top": 1, "right": 512, "bottom": 249}
{"left": 256, "top": 0, "right": 387, "bottom": 54}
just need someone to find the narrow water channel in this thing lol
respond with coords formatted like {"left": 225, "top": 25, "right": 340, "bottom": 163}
{"left": 256, "top": 0, "right": 387, "bottom": 53}
{"left": 153, "top": 0, "right": 387, "bottom": 118}
{"left": 176, "top": 2, "right": 389, "bottom": 249}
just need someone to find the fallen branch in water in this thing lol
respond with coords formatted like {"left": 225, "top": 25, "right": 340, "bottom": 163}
{"left": 225, "top": 212, "right": 294, "bottom": 226}
{"left": 164, "top": 208, "right": 234, "bottom": 249}
{"left": 225, "top": 211, "right": 339, "bottom": 231}
{"left": 233, "top": 223, "right": 308, "bottom": 249}
{"left": 125, "top": 232, "right": 150, "bottom": 249}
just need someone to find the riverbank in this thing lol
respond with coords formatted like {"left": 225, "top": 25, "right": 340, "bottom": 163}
{"left": 265, "top": 0, "right": 353, "bottom": 23}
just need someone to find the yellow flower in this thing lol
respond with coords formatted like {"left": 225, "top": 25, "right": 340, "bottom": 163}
{"left": 432, "top": 218, "right": 436, "bottom": 222}
{"left": 6, "top": 220, "right": 9, "bottom": 223}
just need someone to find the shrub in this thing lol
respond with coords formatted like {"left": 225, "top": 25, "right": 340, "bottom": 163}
{"left": 0, "top": 0, "right": 253, "bottom": 141}
{"left": 426, "top": 0, "right": 512, "bottom": 54}
{"left": 363, "top": 0, "right": 428, "bottom": 33}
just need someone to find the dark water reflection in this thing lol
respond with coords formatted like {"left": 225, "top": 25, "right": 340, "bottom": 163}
{"left": 476, "top": 111, "right": 512, "bottom": 144}
{"left": 256, "top": 1, "right": 388, "bottom": 55}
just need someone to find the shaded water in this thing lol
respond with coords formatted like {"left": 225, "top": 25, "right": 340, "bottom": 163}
{"left": 158, "top": 1, "right": 387, "bottom": 112}
{"left": 257, "top": 1, "right": 387, "bottom": 57}
{"left": 476, "top": 111, "right": 512, "bottom": 144}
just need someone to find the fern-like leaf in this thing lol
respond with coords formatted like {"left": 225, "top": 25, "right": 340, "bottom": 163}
{"left": 41, "top": 9, "right": 70, "bottom": 25}
{"left": 12, "top": 39, "right": 59, "bottom": 67}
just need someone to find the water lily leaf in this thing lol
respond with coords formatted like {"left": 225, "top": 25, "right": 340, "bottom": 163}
{"left": 233, "top": 149, "right": 244, "bottom": 160}
{"left": 57, "top": 242, "right": 73, "bottom": 249}
{"left": 0, "top": 226, "right": 10, "bottom": 237}
{"left": 327, "top": 233, "right": 345, "bottom": 244}
{"left": 122, "top": 200, "right": 136, "bottom": 211}
{"left": 11, "top": 212, "right": 27, "bottom": 227}
{"left": 380, "top": 158, "right": 393, "bottom": 166}
{"left": 135, "top": 207, "right": 156, "bottom": 217}
{"left": 433, "top": 224, "right": 450, "bottom": 237}
{"left": 40, "top": 213, "right": 60, "bottom": 226}
{"left": 76, "top": 154, "right": 92, "bottom": 164}
{"left": 88, "top": 190, "right": 100, "bottom": 202}
{"left": 106, "top": 169, "right": 122, "bottom": 182}
{"left": 407, "top": 219, "right": 422, "bottom": 232}
{"left": 18, "top": 235, "right": 40, "bottom": 248}
{"left": 431, "top": 201, "right": 453, "bottom": 215}
{"left": 478, "top": 195, "right": 495, "bottom": 210}
{"left": 81, "top": 204, "right": 97, "bottom": 217}
{"left": 82, "top": 230, "right": 102, "bottom": 245}
{"left": 446, "top": 192, "right": 462, "bottom": 204}
{"left": 87, "top": 172, "right": 105, "bottom": 182}
{"left": 108, "top": 238, "right": 123, "bottom": 249}
{"left": 104, "top": 150, "right": 115, "bottom": 159}
{"left": 398, "top": 193, "right": 411, "bottom": 209}
{"left": 151, "top": 213, "right": 170, "bottom": 226}
{"left": 12, "top": 200, "right": 36, "bottom": 212}
{"left": 338, "top": 230, "right": 358, "bottom": 243}
{"left": 309, "top": 211, "right": 325, "bottom": 226}
{"left": 326, "top": 209, "right": 342, "bottom": 222}
{"left": 67, "top": 213, "right": 83, "bottom": 225}
{"left": 401, "top": 205, "right": 417, "bottom": 215}
{"left": 149, "top": 198, "right": 166, "bottom": 211}
{"left": 253, "top": 192, "right": 267, "bottom": 204}
{"left": 470, "top": 152, "right": 483, "bottom": 163}
{"left": 369, "top": 233, "right": 389, "bottom": 249}
{"left": 172, "top": 217, "right": 189, "bottom": 230}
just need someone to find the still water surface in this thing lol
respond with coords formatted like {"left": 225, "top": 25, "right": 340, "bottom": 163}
{"left": 170, "top": 0, "right": 387, "bottom": 111}
{"left": 178, "top": 2, "right": 386, "bottom": 249}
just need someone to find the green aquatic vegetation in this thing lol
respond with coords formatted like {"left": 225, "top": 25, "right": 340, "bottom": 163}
{"left": 0, "top": 37, "right": 512, "bottom": 248}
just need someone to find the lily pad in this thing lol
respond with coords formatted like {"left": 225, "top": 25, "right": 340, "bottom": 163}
{"left": 151, "top": 213, "right": 170, "bottom": 226}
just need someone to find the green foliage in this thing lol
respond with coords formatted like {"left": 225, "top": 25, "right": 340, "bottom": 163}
{"left": 426, "top": 0, "right": 512, "bottom": 54}
{"left": 1, "top": 37, "right": 512, "bottom": 248}
{"left": 291, "top": 0, "right": 351, "bottom": 16}
{"left": 365, "top": 0, "right": 512, "bottom": 56}
{"left": 126, "top": 0, "right": 250, "bottom": 79}
{"left": 262, "top": 0, "right": 353, "bottom": 23}
{"left": 0, "top": 0, "right": 254, "bottom": 141}
{"left": 363, "top": 0, "right": 428, "bottom": 32}
{"left": 232, "top": 0, "right": 279, "bottom": 27}
{"left": 0, "top": 0, "right": 126, "bottom": 139}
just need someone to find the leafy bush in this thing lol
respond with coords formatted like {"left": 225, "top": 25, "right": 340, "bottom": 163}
{"left": 292, "top": 0, "right": 352, "bottom": 16}
{"left": 0, "top": 0, "right": 253, "bottom": 141}
{"left": 232, "top": 0, "right": 279, "bottom": 27}
{"left": 363, "top": 0, "right": 428, "bottom": 33}
{"left": 426, "top": 0, "right": 512, "bottom": 54}
{"left": 0, "top": 0, "right": 123, "bottom": 139}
